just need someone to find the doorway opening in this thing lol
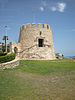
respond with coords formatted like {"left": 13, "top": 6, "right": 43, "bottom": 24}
{"left": 38, "top": 39, "right": 44, "bottom": 47}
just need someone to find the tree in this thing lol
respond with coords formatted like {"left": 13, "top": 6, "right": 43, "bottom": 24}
{"left": 3, "top": 36, "right": 8, "bottom": 52}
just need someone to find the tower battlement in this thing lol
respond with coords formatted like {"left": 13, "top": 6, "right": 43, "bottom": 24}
{"left": 20, "top": 23, "right": 51, "bottom": 31}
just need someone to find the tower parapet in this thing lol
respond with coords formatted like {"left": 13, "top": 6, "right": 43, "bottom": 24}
{"left": 20, "top": 23, "right": 51, "bottom": 31}
{"left": 32, "top": 23, "right": 36, "bottom": 28}
{"left": 26, "top": 24, "right": 31, "bottom": 28}
{"left": 43, "top": 24, "right": 47, "bottom": 28}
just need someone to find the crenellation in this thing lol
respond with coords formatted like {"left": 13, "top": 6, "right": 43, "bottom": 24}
{"left": 26, "top": 24, "right": 31, "bottom": 28}
{"left": 22, "top": 25, "right": 26, "bottom": 30}
{"left": 32, "top": 23, "right": 36, "bottom": 28}
{"left": 47, "top": 25, "right": 50, "bottom": 29}
{"left": 43, "top": 24, "right": 47, "bottom": 28}
{"left": 20, "top": 23, "right": 51, "bottom": 30}
{"left": 38, "top": 23, "right": 42, "bottom": 28}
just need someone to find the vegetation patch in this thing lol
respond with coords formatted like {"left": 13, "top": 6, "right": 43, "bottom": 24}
{"left": 0, "top": 52, "right": 7, "bottom": 56}
{"left": 0, "top": 59, "right": 75, "bottom": 100}
{"left": 15, "top": 60, "right": 75, "bottom": 75}
{"left": 0, "top": 53, "right": 16, "bottom": 63}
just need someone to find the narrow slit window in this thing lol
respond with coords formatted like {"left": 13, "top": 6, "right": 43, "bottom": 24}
{"left": 40, "top": 31, "right": 42, "bottom": 35}
{"left": 38, "top": 39, "right": 44, "bottom": 47}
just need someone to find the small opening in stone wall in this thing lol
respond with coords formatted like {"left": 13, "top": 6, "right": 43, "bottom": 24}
{"left": 14, "top": 47, "right": 18, "bottom": 54}
{"left": 36, "top": 24, "right": 38, "bottom": 28}
{"left": 31, "top": 24, "right": 32, "bottom": 28}
{"left": 40, "top": 31, "right": 42, "bottom": 35}
{"left": 38, "top": 39, "right": 44, "bottom": 47}
{"left": 47, "top": 25, "right": 49, "bottom": 29}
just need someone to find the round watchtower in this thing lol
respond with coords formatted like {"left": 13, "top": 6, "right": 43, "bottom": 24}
{"left": 10, "top": 23, "right": 56, "bottom": 60}
{"left": 18, "top": 23, "right": 56, "bottom": 60}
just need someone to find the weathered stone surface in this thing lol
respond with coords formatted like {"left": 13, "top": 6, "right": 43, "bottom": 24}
{"left": 0, "top": 59, "right": 19, "bottom": 70}
{"left": 10, "top": 23, "right": 56, "bottom": 60}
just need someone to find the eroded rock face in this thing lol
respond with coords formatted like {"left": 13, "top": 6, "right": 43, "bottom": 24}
{"left": 10, "top": 23, "right": 56, "bottom": 60}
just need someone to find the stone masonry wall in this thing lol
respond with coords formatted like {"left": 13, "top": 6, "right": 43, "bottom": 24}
{"left": 10, "top": 23, "right": 56, "bottom": 60}
{"left": 0, "top": 59, "right": 19, "bottom": 70}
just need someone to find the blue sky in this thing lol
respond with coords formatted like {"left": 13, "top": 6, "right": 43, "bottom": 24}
{"left": 0, "top": 0, "right": 75, "bottom": 56}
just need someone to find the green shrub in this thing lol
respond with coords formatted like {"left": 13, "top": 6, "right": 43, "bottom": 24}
{"left": 0, "top": 52, "right": 7, "bottom": 56}
{"left": 0, "top": 53, "right": 16, "bottom": 63}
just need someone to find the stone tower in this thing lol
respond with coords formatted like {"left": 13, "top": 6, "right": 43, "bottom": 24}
{"left": 10, "top": 23, "right": 56, "bottom": 60}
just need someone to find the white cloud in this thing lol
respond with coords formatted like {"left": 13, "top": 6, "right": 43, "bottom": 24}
{"left": 57, "top": 2, "right": 66, "bottom": 12}
{"left": 40, "top": 1, "right": 66, "bottom": 13}
{"left": 50, "top": 2, "right": 66, "bottom": 13}
{"left": 39, "top": 0, "right": 46, "bottom": 12}
{"left": 51, "top": 7, "right": 56, "bottom": 12}
{"left": 40, "top": 7, "right": 44, "bottom": 11}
